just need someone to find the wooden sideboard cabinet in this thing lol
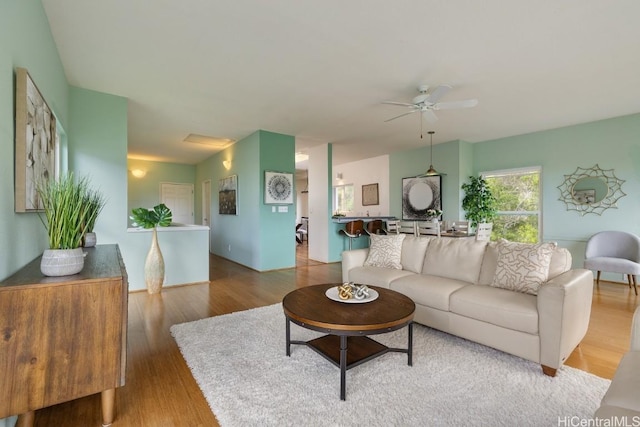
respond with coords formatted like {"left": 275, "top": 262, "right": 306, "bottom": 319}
{"left": 0, "top": 244, "right": 128, "bottom": 427}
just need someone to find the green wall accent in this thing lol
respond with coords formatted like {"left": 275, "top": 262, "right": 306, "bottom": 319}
{"left": 0, "top": 0, "right": 69, "bottom": 285}
{"left": 389, "top": 139, "right": 465, "bottom": 224}
{"left": 473, "top": 113, "right": 640, "bottom": 272}
{"left": 196, "top": 130, "right": 295, "bottom": 271}
{"left": 259, "top": 130, "right": 296, "bottom": 270}
{"left": 127, "top": 158, "right": 196, "bottom": 220}
{"left": 68, "top": 87, "right": 128, "bottom": 245}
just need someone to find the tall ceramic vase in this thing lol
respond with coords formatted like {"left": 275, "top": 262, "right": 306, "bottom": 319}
{"left": 145, "top": 228, "right": 165, "bottom": 294}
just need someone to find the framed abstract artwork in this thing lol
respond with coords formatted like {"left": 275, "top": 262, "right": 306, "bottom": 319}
{"left": 362, "top": 183, "right": 379, "bottom": 206}
{"left": 265, "top": 171, "right": 293, "bottom": 204}
{"left": 15, "top": 68, "right": 58, "bottom": 212}
{"left": 402, "top": 176, "right": 442, "bottom": 220}
{"left": 219, "top": 175, "right": 238, "bottom": 215}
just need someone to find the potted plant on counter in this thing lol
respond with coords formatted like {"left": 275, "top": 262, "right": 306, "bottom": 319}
{"left": 37, "top": 173, "right": 105, "bottom": 276}
{"left": 461, "top": 175, "right": 497, "bottom": 230}
{"left": 130, "top": 203, "right": 172, "bottom": 294}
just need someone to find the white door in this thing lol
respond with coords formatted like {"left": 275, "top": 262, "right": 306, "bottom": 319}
{"left": 202, "top": 180, "right": 211, "bottom": 227}
{"left": 202, "top": 180, "right": 212, "bottom": 252}
{"left": 160, "top": 183, "right": 194, "bottom": 224}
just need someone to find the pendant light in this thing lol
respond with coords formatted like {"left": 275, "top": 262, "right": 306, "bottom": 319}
{"left": 422, "top": 130, "right": 446, "bottom": 176}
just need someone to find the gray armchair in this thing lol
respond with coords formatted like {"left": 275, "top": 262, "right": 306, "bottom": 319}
{"left": 584, "top": 231, "right": 640, "bottom": 295}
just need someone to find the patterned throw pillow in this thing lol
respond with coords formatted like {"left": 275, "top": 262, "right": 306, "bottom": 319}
{"left": 491, "top": 239, "right": 558, "bottom": 295}
{"left": 364, "top": 234, "right": 406, "bottom": 269}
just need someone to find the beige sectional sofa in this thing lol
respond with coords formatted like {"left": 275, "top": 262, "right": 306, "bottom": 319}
{"left": 595, "top": 305, "right": 640, "bottom": 419}
{"left": 341, "top": 234, "right": 594, "bottom": 376}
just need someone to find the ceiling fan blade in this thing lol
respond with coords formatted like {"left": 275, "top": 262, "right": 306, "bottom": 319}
{"left": 384, "top": 110, "right": 418, "bottom": 122}
{"left": 382, "top": 101, "right": 415, "bottom": 107}
{"left": 425, "top": 85, "right": 452, "bottom": 104}
{"left": 421, "top": 109, "right": 438, "bottom": 123}
{"left": 433, "top": 99, "right": 479, "bottom": 110}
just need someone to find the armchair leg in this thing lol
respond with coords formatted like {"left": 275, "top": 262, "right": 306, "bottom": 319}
{"left": 633, "top": 275, "right": 638, "bottom": 296}
{"left": 596, "top": 271, "right": 601, "bottom": 286}
{"left": 541, "top": 365, "right": 557, "bottom": 377}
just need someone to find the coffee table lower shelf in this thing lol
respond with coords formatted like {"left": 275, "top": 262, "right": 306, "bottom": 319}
{"left": 308, "top": 335, "right": 393, "bottom": 369}
{"left": 286, "top": 322, "right": 413, "bottom": 400}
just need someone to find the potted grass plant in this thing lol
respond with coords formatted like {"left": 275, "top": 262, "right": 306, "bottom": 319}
{"left": 130, "top": 203, "right": 172, "bottom": 294}
{"left": 37, "top": 173, "right": 105, "bottom": 276}
{"left": 82, "top": 189, "right": 107, "bottom": 247}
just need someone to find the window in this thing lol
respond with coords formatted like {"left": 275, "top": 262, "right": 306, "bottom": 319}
{"left": 333, "top": 184, "right": 354, "bottom": 215}
{"left": 483, "top": 167, "right": 541, "bottom": 243}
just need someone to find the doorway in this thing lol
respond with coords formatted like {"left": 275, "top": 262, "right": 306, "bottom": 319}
{"left": 160, "top": 182, "right": 194, "bottom": 224}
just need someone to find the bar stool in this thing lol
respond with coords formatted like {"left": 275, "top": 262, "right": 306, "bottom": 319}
{"left": 364, "top": 219, "right": 387, "bottom": 236}
{"left": 339, "top": 220, "right": 365, "bottom": 250}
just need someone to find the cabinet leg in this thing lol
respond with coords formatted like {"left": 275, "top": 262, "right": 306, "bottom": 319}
{"left": 16, "top": 411, "right": 35, "bottom": 427}
{"left": 101, "top": 388, "right": 116, "bottom": 427}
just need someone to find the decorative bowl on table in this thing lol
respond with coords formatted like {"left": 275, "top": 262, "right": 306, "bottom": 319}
{"left": 325, "top": 282, "right": 379, "bottom": 303}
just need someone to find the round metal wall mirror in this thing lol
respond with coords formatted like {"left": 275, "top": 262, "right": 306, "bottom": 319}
{"left": 557, "top": 164, "right": 626, "bottom": 216}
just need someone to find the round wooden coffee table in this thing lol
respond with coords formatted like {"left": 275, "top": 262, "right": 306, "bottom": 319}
{"left": 282, "top": 283, "right": 415, "bottom": 400}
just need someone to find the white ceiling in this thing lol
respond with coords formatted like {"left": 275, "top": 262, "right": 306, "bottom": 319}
{"left": 41, "top": 1, "right": 640, "bottom": 167}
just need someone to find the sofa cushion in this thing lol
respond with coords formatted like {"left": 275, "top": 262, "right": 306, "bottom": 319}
{"left": 364, "top": 233, "right": 406, "bottom": 269}
{"left": 599, "top": 351, "right": 640, "bottom": 413}
{"left": 479, "top": 242, "right": 572, "bottom": 285}
{"left": 422, "top": 238, "right": 488, "bottom": 283}
{"left": 390, "top": 274, "right": 468, "bottom": 311}
{"left": 450, "top": 285, "right": 539, "bottom": 334}
{"left": 401, "top": 236, "right": 431, "bottom": 273}
{"left": 548, "top": 247, "right": 572, "bottom": 279}
{"left": 348, "top": 266, "right": 414, "bottom": 289}
{"left": 491, "top": 240, "right": 557, "bottom": 295}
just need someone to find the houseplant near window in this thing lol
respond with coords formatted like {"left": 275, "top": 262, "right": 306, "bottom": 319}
{"left": 37, "top": 173, "right": 105, "bottom": 276}
{"left": 461, "top": 175, "right": 497, "bottom": 230}
{"left": 130, "top": 204, "right": 172, "bottom": 294}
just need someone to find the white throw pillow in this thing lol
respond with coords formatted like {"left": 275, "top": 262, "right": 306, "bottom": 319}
{"left": 491, "top": 239, "right": 558, "bottom": 295}
{"left": 364, "top": 234, "right": 406, "bottom": 270}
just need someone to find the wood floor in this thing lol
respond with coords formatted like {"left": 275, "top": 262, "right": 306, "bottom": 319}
{"left": 31, "top": 243, "right": 638, "bottom": 426}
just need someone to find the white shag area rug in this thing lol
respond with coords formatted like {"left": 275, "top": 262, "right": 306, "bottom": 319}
{"left": 170, "top": 303, "right": 609, "bottom": 427}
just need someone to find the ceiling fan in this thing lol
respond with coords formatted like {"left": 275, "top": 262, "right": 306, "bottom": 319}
{"left": 383, "top": 84, "right": 478, "bottom": 123}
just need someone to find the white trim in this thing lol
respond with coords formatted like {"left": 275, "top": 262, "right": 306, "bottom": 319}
{"left": 481, "top": 165, "right": 541, "bottom": 178}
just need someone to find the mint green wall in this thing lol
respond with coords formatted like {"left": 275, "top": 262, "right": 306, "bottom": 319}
{"left": 473, "top": 113, "right": 640, "bottom": 272}
{"left": 68, "top": 87, "right": 128, "bottom": 245}
{"left": 258, "top": 131, "right": 296, "bottom": 270}
{"left": 389, "top": 139, "right": 465, "bottom": 224}
{"left": 128, "top": 159, "right": 196, "bottom": 221}
{"left": 195, "top": 130, "right": 295, "bottom": 271}
{"left": 196, "top": 131, "right": 260, "bottom": 267}
{"left": 0, "top": 0, "right": 69, "bottom": 286}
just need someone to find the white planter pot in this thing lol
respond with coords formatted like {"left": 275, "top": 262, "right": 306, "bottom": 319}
{"left": 40, "top": 248, "right": 85, "bottom": 277}
{"left": 83, "top": 232, "right": 97, "bottom": 247}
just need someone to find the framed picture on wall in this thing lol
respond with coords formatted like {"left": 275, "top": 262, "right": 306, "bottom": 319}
{"left": 362, "top": 183, "right": 379, "bottom": 206}
{"left": 264, "top": 171, "right": 294, "bottom": 204}
{"left": 219, "top": 175, "right": 238, "bottom": 215}
{"left": 401, "top": 176, "right": 442, "bottom": 220}
{"left": 14, "top": 67, "right": 58, "bottom": 212}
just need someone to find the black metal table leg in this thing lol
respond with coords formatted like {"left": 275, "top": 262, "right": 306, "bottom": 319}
{"left": 408, "top": 322, "right": 413, "bottom": 366}
{"left": 286, "top": 318, "right": 291, "bottom": 356}
{"left": 340, "top": 335, "right": 347, "bottom": 400}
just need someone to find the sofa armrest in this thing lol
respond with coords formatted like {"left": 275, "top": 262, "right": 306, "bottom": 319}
{"left": 341, "top": 249, "right": 369, "bottom": 282}
{"left": 631, "top": 306, "right": 640, "bottom": 351}
{"left": 537, "top": 269, "right": 594, "bottom": 370}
